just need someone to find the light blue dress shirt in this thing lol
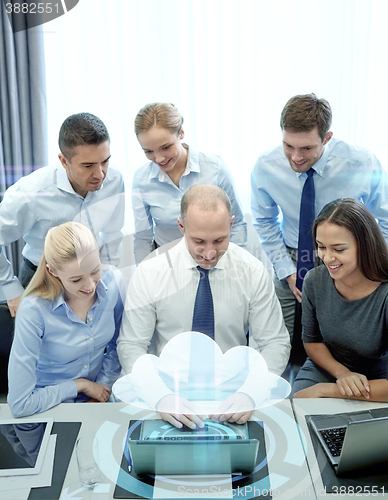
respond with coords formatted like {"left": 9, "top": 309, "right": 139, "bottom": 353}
{"left": 132, "top": 145, "right": 247, "bottom": 263}
{"left": 7, "top": 269, "right": 124, "bottom": 418}
{"left": 251, "top": 138, "right": 388, "bottom": 281}
{"left": 0, "top": 164, "right": 125, "bottom": 301}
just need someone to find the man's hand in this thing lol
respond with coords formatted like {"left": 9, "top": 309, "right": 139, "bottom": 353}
{"left": 286, "top": 273, "right": 302, "bottom": 303}
{"left": 74, "top": 379, "right": 111, "bottom": 402}
{"left": 156, "top": 395, "right": 205, "bottom": 429}
{"left": 7, "top": 295, "right": 22, "bottom": 317}
{"left": 210, "top": 393, "right": 254, "bottom": 425}
{"left": 336, "top": 372, "right": 370, "bottom": 399}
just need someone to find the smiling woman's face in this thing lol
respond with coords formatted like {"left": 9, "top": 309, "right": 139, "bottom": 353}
{"left": 49, "top": 250, "right": 102, "bottom": 303}
{"left": 137, "top": 126, "right": 186, "bottom": 173}
{"left": 315, "top": 221, "right": 362, "bottom": 284}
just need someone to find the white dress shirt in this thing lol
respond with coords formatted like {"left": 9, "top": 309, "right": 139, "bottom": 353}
{"left": 117, "top": 238, "right": 290, "bottom": 377}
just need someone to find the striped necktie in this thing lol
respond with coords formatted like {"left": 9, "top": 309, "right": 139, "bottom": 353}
{"left": 191, "top": 266, "right": 214, "bottom": 339}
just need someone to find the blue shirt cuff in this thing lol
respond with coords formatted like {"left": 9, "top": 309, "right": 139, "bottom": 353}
{"left": 274, "top": 258, "right": 296, "bottom": 281}
{"left": 1, "top": 278, "right": 25, "bottom": 301}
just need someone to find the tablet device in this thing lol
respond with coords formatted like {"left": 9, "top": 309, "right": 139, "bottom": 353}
{"left": 0, "top": 418, "right": 53, "bottom": 476}
{"left": 128, "top": 419, "right": 259, "bottom": 475}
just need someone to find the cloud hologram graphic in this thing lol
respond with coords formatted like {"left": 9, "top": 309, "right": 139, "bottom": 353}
{"left": 113, "top": 332, "right": 290, "bottom": 412}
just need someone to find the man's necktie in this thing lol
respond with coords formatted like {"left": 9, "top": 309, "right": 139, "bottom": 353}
{"left": 191, "top": 266, "right": 214, "bottom": 339}
{"left": 296, "top": 169, "right": 315, "bottom": 291}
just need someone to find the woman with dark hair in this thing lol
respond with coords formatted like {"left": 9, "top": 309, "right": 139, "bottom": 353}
{"left": 292, "top": 198, "right": 388, "bottom": 401}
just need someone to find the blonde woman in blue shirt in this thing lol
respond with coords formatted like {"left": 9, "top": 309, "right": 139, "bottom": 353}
{"left": 132, "top": 102, "right": 247, "bottom": 263}
{"left": 8, "top": 222, "right": 124, "bottom": 417}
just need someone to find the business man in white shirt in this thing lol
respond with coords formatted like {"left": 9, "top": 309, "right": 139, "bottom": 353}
{"left": 117, "top": 184, "right": 290, "bottom": 427}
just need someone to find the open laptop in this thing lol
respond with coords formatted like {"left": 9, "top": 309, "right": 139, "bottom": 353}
{"left": 307, "top": 407, "right": 388, "bottom": 476}
{"left": 127, "top": 419, "right": 260, "bottom": 475}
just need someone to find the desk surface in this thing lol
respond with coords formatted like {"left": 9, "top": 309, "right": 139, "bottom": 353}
{"left": 0, "top": 400, "right": 313, "bottom": 500}
{"left": 292, "top": 398, "right": 388, "bottom": 498}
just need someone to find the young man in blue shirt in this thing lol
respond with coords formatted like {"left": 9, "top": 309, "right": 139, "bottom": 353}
{"left": 251, "top": 93, "right": 388, "bottom": 340}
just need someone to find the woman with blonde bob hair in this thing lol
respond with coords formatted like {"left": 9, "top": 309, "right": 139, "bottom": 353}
{"left": 8, "top": 222, "right": 124, "bottom": 417}
{"left": 132, "top": 102, "right": 247, "bottom": 263}
{"left": 292, "top": 198, "right": 388, "bottom": 401}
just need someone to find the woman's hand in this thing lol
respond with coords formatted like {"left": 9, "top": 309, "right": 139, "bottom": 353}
{"left": 336, "top": 372, "right": 370, "bottom": 399}
{"left": 75, "top": 378, "right": 111, "bottom": 402}
{"left": 304, "top": 343, "right": 369, "bottom": 399}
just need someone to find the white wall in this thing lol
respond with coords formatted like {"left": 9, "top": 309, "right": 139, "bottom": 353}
{"left": 43, "top": 0, "right": 388, "bottom": 231}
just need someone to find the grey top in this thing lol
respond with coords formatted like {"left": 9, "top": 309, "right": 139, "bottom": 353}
{"left": 302, "top": 265, "right": 388, "bottom": 379}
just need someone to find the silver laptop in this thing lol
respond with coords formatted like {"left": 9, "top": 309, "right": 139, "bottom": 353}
{"left": 307, "top": 408, "right": 388, "bottom": 476}
{"left": 127, "top": 419, "right": 260, "bottom": 475}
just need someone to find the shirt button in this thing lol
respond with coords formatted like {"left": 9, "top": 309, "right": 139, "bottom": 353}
{"left": 84, "top": 365, "right": 88, "bottom": 369}
{"left": 88, "top": 317, "right": 93, "bottom": 322}
{"left": 89, "top": 337, "right": 93, "bottom": 342}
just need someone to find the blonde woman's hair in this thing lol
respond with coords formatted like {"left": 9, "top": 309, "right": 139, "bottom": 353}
{"left": 23, "top": 222, "right": 99, "bottom": 301}
{"left": 134, "top": 102, "right": 183, "bottom": 136}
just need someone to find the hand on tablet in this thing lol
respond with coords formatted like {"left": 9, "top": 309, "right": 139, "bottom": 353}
{"left": 210, "top": 393, "right": 254, "bottom": 424}
{"left": 156, "top": 395, "right": 206, "bottom": 429}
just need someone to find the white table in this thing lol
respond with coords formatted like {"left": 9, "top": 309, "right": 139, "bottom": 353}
{"left": 0, "top": 400, "right": 314, "bottom": 500}
{"left": 291, "top": 398, "right": 388, "bottom": 499}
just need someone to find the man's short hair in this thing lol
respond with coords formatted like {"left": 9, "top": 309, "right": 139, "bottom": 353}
{"left": 58, "top": 112, "right": 110, "bottom": 160}
{"left": 181, "top": 185, "right": 232, "bottom": 222}
{"left": 280, "top": 93, "right": 332, "bottom": 141}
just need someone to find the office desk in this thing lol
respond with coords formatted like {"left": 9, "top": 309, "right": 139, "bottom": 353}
{"left": 0, "top": 400, "right": 314, "bottom": 500}
{"left": 291, "top": 398, "right": 388, "bottom": 499}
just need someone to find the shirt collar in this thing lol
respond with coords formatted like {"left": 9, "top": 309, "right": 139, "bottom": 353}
{"left": 56, "top": 163, "right": 105, "bottom": 200}
{"left": 312, "top": 142, "right": 330, "bottom": 176}
{"left": 56, "top": 164, "right": 79, "bottom": 195}
{"left": 295, "top": 142, "right": 331, "bottom": 179}
{"left": 52, "top": 278, "right": 108, "bottom": 311}
{"left": 147, "top": 144, "right": 198, "bottom": 182}
{"left": 187, "top": 146, "right": 200, "bottom": 173}
{"left": 181, "top": 237, "right": 228, "bottom": 271}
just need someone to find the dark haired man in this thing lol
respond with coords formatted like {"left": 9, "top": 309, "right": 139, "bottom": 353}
{"left": 0, "top": 112, "right": 125, "bottom": 316}
{"left": 251, "top": 93, "right": 388, "bottom": 341}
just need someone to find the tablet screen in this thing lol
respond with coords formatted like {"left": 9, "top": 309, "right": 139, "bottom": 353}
{"left": 0, "top": 418, "right": 53, "bottom": 476}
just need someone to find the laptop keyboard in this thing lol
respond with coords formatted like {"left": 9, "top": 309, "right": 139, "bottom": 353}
{"left": 319, "top": 427, "right": 346, "bottom": 457}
